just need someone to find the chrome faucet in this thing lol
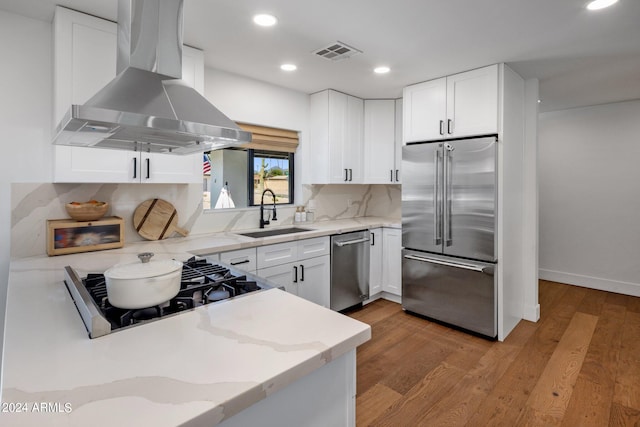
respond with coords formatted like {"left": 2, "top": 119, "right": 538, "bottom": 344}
{"left": 259, "top": 189, "right": 277, "bottom": 228}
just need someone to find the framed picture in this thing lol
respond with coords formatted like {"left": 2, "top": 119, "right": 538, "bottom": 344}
{"left": 47, "top": 216, "right": 124, "bottom": 256}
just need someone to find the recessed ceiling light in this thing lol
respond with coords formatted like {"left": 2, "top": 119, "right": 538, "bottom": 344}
{"left": 253, "top": 14, "right": 277, "bottom": 27}
{"left": 280, "top": 64, "right": 297, "bottom": 71}
{"left": 586, "top": 0, "right": 618, "bottom": 10}
{"left": 374, "top": 66, "right": 390, "bottom": 74}
{"left": 537, "top": 99, "right": 541, "bottom": 103}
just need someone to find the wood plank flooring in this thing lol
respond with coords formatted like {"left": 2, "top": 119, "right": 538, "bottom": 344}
{"left": 347, "top": 280, "right": 640, "bottom": 426}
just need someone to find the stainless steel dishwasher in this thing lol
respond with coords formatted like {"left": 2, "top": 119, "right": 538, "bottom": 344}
{"left": 330, "top": 230, "right": 370, "bottom": 311}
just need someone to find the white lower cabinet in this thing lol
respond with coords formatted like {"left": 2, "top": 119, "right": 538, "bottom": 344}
{"left": 257, "top": 256, "right": 330, "bottom": 308}
{"left": 257, "top": 262, "right": 299, "bottom": 295}
{"left": 219, "top": 248, "right": 257, "bottom": 273}
{"left": 296, "top": 256, "right": 330, "bottom": 308}
{"left": 382, "top": 228, "right": 402, "bottom": 296}
{"left": 257, "top": 237, "right": 330, "bottom": 307}
{"left": 368, "top": 228, "right": 383, "bottom": 296}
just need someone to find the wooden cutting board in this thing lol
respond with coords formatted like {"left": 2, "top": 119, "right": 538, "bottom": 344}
{"left": 133, "top": 199, "right": 189, "bottom": 240}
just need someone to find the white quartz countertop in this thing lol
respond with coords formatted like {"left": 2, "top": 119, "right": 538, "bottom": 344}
{"left": 0, "top": 217, "right": 397, "bottom": 426}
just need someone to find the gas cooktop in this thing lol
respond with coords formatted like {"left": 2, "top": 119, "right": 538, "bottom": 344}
{"left": 64, "top": 257, "right": 268, "bottom": 338}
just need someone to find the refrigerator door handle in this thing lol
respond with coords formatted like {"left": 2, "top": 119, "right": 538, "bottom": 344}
{"left": 444, "top": 144, "right": 453, "bottom": 246}
{"left": 404, "top": 254, "right": 486, "bottom": 273}
{"left": 433, "top": 149, "right": 442, "bottom": 245}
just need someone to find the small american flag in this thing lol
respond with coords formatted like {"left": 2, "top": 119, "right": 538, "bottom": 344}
{"left": 203, "top": 153, "right": 211, "bottom": 174}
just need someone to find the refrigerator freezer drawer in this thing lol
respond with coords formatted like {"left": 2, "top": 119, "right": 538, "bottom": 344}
{"left": 401, "top": 250, "right": 496, "bottom": 338}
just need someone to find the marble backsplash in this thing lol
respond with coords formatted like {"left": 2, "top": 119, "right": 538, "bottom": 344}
{"left": 11, "top": 183, "right": 400, "bottom": 258}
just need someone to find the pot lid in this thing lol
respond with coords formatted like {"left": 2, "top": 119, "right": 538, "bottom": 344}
{"left": 105, "top": 256, "right": 183, "bottom": 280}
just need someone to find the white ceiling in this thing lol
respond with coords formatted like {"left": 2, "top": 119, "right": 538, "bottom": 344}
{"left": 1, "top": 0, "right": 639, "bottom": 112}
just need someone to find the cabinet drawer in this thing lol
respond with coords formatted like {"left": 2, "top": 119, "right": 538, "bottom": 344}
{"left": 219, "top": 248, "right": 257, "bottom": 272}
{"left": 298, "top": 237, "right": 330, "bottom": 261}
{"left": 257, "top": 241, "right": 298, "bottom": 269}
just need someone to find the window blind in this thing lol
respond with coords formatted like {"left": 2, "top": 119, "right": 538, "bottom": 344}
{"left": 236, "top": 123, "right": 299, "bottom": 153}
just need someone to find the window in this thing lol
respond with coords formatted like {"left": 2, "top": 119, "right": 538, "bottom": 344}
{"left": 249, "top": 150, "right": 294, "bottom": 206}
{"left": 203, "top": 123, "right": 298, "bottom": 210}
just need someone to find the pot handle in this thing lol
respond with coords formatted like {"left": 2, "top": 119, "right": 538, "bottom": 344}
{"left": 138, "top": 252, "right": 155, "bottom": 263}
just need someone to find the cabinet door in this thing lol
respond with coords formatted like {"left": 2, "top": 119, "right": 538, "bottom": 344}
{"left": 328, "top": 90, "right": 348, "bottom": 183}
{"left": 298, "top": 256, "right": 330, "bottom": 308}
{"left": 53, "top": 6, "right": 117, "bottom": 124}
{"left": 220, "top": 248, "right": 257, "bottom": 272}
{"left": 142, "top": 152, "right": 202, "bottom": 184}
{"left": 364, "top": 100, "right": 395, "bottom": 184}
{"left": 382, "top": 228, "right": 402, "bottom": 296}
{"left": 181, "top": 45, "right": 205, "bottom": 95}
{"left": 297, "top": 237, "right": 330, "bottom": 261}
{"left": 257, "top": 241, "right": 298, "bottom": 269}
{"left": 403, "top": 78, "right": 446, "bottom": 143}
{"left": 369, "top": 228, "right": 383, "bottom": 296}
{"left": 344, "top": 95, "right": 364, "bottom": 183}
{"left": 54, "top": 146, "right": 138, "bottom": 183}
{"left": 446, "top": 65, "right": 499, "bottom": 138}
{"left": 257, "top": 263, "right": 298, "bottom": 295}
{"left": 394, "top": 99, "right": 403, "bottom": 183}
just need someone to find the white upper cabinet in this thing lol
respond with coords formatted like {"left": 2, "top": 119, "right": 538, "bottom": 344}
{"left": 309, "top": 90, "right": 364, "bottom": 184}
{"left": 446, "top": 65, "right": 499, "bottom": 138}
{"left": 52, "top": 6, "right": 204, "bottom": 184}
{"left": 364, "top": 100, "right": 396, "bottom": 184}
{"left": 403, "top": 77, "right": 447, "bottom": 143}
{"left": 403, "top": 64, "right": 499, "bottom": 143}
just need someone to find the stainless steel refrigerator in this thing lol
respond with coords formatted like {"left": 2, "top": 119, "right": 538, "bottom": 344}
{"left": 402, "top": 135, "right": 497, "bottom": 338}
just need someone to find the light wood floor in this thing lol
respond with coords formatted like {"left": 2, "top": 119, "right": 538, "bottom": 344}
{"left": 347, "top": 280, "right": 640, "bottom": 426}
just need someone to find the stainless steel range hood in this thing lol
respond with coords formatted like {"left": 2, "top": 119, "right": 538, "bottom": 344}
{"left": 52, "top": 0, "right": 251, "bottom": 154}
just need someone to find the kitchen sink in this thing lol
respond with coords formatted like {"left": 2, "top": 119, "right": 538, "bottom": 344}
{"left": 237, "top": 227, "right": 313, "bottom": 238}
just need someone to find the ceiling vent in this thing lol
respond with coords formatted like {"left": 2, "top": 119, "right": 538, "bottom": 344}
{"left": 313, "top": 41, "right": 362, "bottom": 61}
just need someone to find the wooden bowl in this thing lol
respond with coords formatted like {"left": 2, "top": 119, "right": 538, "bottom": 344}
{"left": 65, "top": 201, "right": 109, "bottom": 221}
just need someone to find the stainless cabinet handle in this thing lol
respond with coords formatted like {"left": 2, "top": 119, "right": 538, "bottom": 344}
{"left": 447, "top": 119, "right": 452, "bottom": 135}
{"left": 230, "top": 259, "right": 250, "bottom": 266}
{"left": 395, "top": 169, "right": 399, "bottom": 182}
{"left": 404, "top": 254, "right": 485, "bottom": 272}
{"left": 371, "top": 232, "right": 375, "bottom": 246}
{"left": 390, "top": 169, "right": 393, "bottom": 182}
{"left": 335, "top": 237, "right": 370, "bottom": 247}
{"left": 145, "top": 158, "right": 150, "bottom": 179}
{"left": 300, "top": 264, "right": 304, "bottom": 282}
{"left": 293, "top": 265, "right": 298, "bottom": 283}
{"left": 344, "top": 169, "right": 348, "bottom": 182}
{"left": 434, "top": 149, "right": 441, "bottom": 245}
{"left": 133, "top": 157, "right": 137, "bottom": 179}
{"left": 349, "top": 169, "right": 353, "bottom": 181}
{"left": 439, "top": 120, "right": 444, "bottom": 135}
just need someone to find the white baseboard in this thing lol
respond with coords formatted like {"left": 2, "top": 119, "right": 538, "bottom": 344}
{"left": 523, "top": 303, "right": 540, "bottom": 322}
{"left": 539, "top": 269, "right": 640, "bottom": 297}
{"left": 381, "top": 292, "right": 401, "bottom": 304}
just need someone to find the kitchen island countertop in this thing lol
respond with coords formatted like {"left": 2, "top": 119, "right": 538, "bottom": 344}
{"left": 0, "top": 217, "right": 398, "bottom": 426}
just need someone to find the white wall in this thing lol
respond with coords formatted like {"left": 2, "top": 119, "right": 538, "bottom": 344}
{"left": 538, "top": 99, "right": 640, "bottom": 295}
{"left": 0, "top": 9, "right": 53, "bottom": 389}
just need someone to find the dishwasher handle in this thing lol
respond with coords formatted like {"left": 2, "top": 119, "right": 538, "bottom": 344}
{"left": 335, "top": 237, "right": 370, "bottom": 247}
{"left": 404, "top": 254, "right": 491, "bottom": 274}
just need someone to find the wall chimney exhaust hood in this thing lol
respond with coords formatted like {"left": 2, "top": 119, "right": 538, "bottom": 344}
{"left": 52, "top": 0, "right": 251, "bottom": 154}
